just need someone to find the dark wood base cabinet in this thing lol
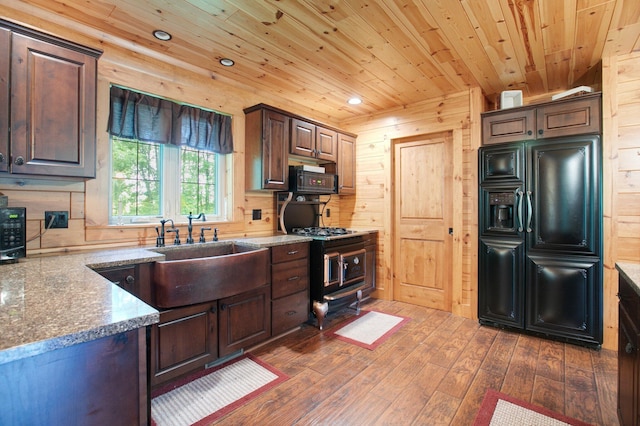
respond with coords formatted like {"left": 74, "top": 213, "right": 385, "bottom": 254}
{"left": 151, "top": 302, "right": 218, "bottom": 387}
{"left": 0, "top": 328, "right": 149, "bottom": 425}
{"left": 618, "top": 268, "right": 640, "bottom": 426}
{"left": 218, "top": 284, "right": 271, "bottom": 357}
{"left": 271, "top": 242, "right": 310, "bottom": 336}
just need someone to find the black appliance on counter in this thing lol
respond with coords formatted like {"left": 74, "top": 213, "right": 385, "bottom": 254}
{"left": 277, "top": 191, "right": 370, "bottom": 329}
{"left": 478, "top": 135, "right": 602, "bottom": 348}
{"left": 0, "top": 207, "right": 26, "bottom": 264}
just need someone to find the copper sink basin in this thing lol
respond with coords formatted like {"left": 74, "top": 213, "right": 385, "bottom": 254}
{"left": 151, "top": 242, "right": 270, "bottom": 308}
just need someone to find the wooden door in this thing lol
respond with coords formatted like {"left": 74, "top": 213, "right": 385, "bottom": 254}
{"left": 393, "top": 133, "right": 453, "bottom": 311}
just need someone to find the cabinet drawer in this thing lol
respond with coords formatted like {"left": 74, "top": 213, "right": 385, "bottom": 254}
{"left": 272, "top": 291, "right": 309, "bottom": 335}
{"left": 271, "top": 242, "right": 309, "bottom": 263}
{"left": 272, "top": 258, "right": 309, "bottom": 299}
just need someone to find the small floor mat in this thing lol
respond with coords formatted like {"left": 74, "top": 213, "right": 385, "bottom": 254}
{"left": 151, "top": 354, "right": 288, "bottom": 426}
{"left": 329, "top": 310, "right": 411, "bottom": 350}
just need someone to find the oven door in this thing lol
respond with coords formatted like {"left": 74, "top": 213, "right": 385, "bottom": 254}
{"left": 340, "top": 248, "right": 366, "bottom": 287}
{"left": 324, "top": 252, "right": 341, "bottom": 288}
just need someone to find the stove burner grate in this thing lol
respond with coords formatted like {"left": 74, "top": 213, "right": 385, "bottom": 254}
{"left": 292, "top": 226, "right": 349, "bottom": 237}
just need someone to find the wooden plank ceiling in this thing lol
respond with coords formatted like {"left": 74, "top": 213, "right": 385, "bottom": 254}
{"left": 6, "top": 0, "right": 640, "bottom": 121}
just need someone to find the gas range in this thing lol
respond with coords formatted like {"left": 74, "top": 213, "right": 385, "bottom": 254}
{"left": 290, "top": 227, "right": 367, "bottom": 240}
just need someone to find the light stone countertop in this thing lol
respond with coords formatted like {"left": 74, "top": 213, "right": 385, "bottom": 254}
{"left": 617, "top": 262, "right": 640, "bottom": 296}
{"left": 0, "top": 234, "right": 314, "bottom": 366}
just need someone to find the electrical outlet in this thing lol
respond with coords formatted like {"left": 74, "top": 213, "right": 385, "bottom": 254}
{"left": 44, "top": 211, "right": 69, "bottom": 229}
{"left": 252, "top": 209, "right": 262, "bottom": 220}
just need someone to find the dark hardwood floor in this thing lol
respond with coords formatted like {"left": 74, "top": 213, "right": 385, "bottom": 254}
{"left": 214, "top": 299, "right": 619, "bottom": 425}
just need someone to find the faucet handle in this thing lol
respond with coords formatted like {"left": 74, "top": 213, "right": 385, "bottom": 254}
{"left": 200, "top": 227, "right": 211, "bottom": 243}
{"left": 166, "top": 228, "right": 181, "bottom": 245}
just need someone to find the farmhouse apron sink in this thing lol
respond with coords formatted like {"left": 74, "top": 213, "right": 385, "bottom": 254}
{"left": 151, "top": 242, "right": 270, "bottom": 308}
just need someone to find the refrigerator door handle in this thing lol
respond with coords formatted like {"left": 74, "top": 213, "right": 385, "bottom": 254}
{"left": 526, "top": 191, "right": 533, "bottom": 232}
{"left": 517, "top": 190, "right": 524, "bottom": 232}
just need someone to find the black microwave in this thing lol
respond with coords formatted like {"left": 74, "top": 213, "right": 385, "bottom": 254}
{"left": 289, "top": 166, "right": 338, "bottom": 194}
{"left": 0, "top": 207, "right": 26, "bottom": 264}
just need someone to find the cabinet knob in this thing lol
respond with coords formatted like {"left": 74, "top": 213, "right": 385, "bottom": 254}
{"left": 220, "top": 303, "right": 227, "bottom": 311}
{"left": 210, "top": 306, "right": 217, "bottom": 314}
{"left": 287, "top": 275, "right": 300, "bottom": 281}
{"left": 285, "top": 310, "right": 297, "bottom": 316}
{"left": 125, "top": 275, "right": 135, "bottom": 285}
{"left": 527, "top": 130, "right": 532, "bottom": 136}
{"left": 287, "top": 250, "right": 299, "bottom": 255}
{"left": 538, "top": 129, "right": 543, "bottom": 135}
{"left": 14, "top": 156, "right": 24, "bottom": 166}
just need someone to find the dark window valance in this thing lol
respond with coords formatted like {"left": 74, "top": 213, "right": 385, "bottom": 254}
{"left": 108, "top": 86, "right": 233, "bottom": 154}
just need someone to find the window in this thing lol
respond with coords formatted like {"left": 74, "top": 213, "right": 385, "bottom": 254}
{"left": 107, "top": 86, "right": 233, "bottom": 225}
{"left": 110, "top": 138, "right": 227, "bottom": 224}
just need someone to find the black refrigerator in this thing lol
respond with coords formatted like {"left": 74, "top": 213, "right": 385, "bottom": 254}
{"left": 478, "top": 135, "right": 602, "bottom": 348}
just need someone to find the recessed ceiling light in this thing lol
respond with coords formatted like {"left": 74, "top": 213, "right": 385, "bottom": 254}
{"left": 153, "top": 30, "right": 172, "bottom": 41}
{"left": 348, "top": 97, "right": 362, "bottom": 105}
{"left": 220, "top": 58, "right": 235, "bottom": 67}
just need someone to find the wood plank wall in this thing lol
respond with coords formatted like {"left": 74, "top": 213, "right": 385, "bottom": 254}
{"left": 339, "top": 88, "right": 483, "bottom": 320}
{"left": 601, "top": 51, "right": 640, "bottom": 350}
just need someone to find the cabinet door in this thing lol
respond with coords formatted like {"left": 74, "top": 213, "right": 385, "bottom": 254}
{"left": 618, "top": 303, "right": 639, "bottom": 426}
{"left": 337, "top": 133, "right": 356, "bottom": 194}
{"left": 478, "top": 237, "right": 525, "bottom": 329}
{"left": 363, "top": 232, "right": 376, "bottom": 297}
{"left": 536, "top": 95, "right": 601, "bottom": 139}
{"left": 482, "top": 108, "right": 535, "bottom": 145}
{"left": 10, "top": 33, "right": 97, "bottom": 177}
{"left": 0, "top": 28, "right": 8, "bottom": 173}
{"left": 526, "top": 255, "right": 601, "bottom": 346}
{"left": 151, "top": 302, "right": 218, "bottom": 387}
{"left": 218, "top": 285, "right": 271, "bottom": 357}
{"left": 479, "top": 143, "right": 524, "bottom": 184}
{"left": 261, "top": 109, "right": 290, "bottom": 190}
{"left": 290, "top": 118, "right": 315, "bottom": 158}
{"left": 527, "top": 136, "right": 600, "bottom": 256}
{"left": 316, "top": 126, "right": 337, "bottom": 162}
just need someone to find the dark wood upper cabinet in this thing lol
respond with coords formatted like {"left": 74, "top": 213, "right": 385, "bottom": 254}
{"left": 2, "top": 20, "right": 101, "bottom": 178}
{"left": 315, "top": 126, "right": 338, "bottom": 162}
{"left": 290, "top": 118, "right": 315, "bottom": 158}
{"left": 337, "top": 133, "right": 356, "bottom": 194}
{"left": 245, "top": 103, "right": 356, "bottom": 191}
{"left": 482, "top": 108, "right": 535, "bottom": 145}
{"left": 482, "top": 93, "right": 601, "bottom": 145}
{"left": 245, "top": 106, "right": 290, "bottom": 191}
{"left": 290, "top": 118, "right": 338, "bottom": 162}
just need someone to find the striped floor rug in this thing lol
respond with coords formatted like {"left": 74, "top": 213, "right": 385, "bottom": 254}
{"left": 329, "top": 310, "right": 411, "bottom": 350}
{"left": 473, "top": 389, "right": 592, "bottom": 426}
{"left": 151, "top": 354, "right": 288, "bottom": 426}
